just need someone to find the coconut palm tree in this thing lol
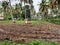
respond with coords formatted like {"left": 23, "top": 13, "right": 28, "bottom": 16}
{"left": 9, "top": 0, "right": 14, "bottom": 21}
{"left": 53, "top": 1, "right": 59, "bottom": 18}
{"left": 20, "top": 0, "right": 24, "bottom": 10}
{"left": 18, "top": 0, "right": 33, "bottom": 20}
{"left": 49, "top": 0, "right": 56, "bottom": 8}
{"left": 39, "top": 0, "right": 49, "bottom": 20}
{"left": 48, "top": 0, "right": 56, "bottom": 16}
{"left": 2, "top": 1, "right": 9, "bottom": 19}
{"left": 30, "top": 4, "right": 36, "bottom": 19}
{"left": 24, "top": 0, "right": 33, "bottom": 20}
{"left": 48, "top": 0, "right": 59, "bottom": 20}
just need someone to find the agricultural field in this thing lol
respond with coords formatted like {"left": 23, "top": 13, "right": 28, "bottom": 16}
{"left": 0, "top": 20, "right": 60, "bottom": 45}
{"left": 0, "top": 0, "right": 60, "bottom": 45}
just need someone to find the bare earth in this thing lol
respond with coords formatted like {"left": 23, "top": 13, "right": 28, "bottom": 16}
{"left": 0, "top": 23, "right": 60, "bottom": 42}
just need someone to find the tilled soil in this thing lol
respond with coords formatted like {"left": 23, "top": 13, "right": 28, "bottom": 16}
{"left": 0, "top": 23, "right": 60, "bottom": 42}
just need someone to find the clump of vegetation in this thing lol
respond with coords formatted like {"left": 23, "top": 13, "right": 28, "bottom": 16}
{"left": 47, "top": 16, "right": 60, "bottom": 25}
{"left": 27, "top": 40, "right": 60, "bottom": 45}
{"left": 0, "top": 40, "right": 60, "bottom": 45}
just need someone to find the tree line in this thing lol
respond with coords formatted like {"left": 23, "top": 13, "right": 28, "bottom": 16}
{"left": 0, "top": 0, "right": 59, "bottom": 20}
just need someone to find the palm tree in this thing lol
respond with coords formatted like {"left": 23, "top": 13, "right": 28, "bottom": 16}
{"left": 24, "top": 0, "right": 33, "bottom": 20}
{"left": 20, "top": 0, "right": 24, "bottom": 10}
{"left": 18, "top": 3, "right": 23, "bottom": 19}
{"left": 53, "top": 1, "right": 59, "bottom": 18}
{"left": 9, "top": 0, "right": 14, "bottom": 21}
{"left": 39, "top": 0, "right": 49, "bottom": 20}
{"left": 48, "top": 0, "right": 56, "bottom": 16}
{"left": 49, "top": 0, "right": 56, "bottom": 8}
{"left": 30, "top": 4, "right": 36, "bottom": 19}
{"left": 29, "top": 0, "right": 35, "bottom": 19}
{"left": 2, "top": 1, "right": 9, "bottom": 19}
{"left": 13, "top": 4, "right": 22, "bottom": 20}
{"left": 19, "top": 0, "right": 33, "bottom": 20}
{"left": 48, "top": 0, "right": 59, "bottom": 21}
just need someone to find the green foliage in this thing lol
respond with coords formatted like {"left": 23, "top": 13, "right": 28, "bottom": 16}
{"left": 27, "top": 40, "right": 60, "bottom": 45}
{"left": 47, "top": 16, "right": 60, "bottom": 25}
{"left": 22, "top": 5, "right": 31, "bottom": 20}
{"left": 2, "top": 1, "right": 8, "bottom": 9}
{"left": 39, "top": 0, "right": 49, "bottom": 20}
{"left": 0, "top": 40, "right": 60, "bottom": 45}
{"left": 5, "top": 15, "right": 12, "bottom": 20}
{"left": 0, "top": 40, "right": 25, "bottom": 45}
{"left": 27, "top": 40, "right": 46, "bottom": 45}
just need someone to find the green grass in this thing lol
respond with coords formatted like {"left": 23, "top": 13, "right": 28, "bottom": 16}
{"left": 0, "top": 20, "right": 49, "bottom": 25}
{"left": 0, "top": 40, "right": 60, "bottom": 45}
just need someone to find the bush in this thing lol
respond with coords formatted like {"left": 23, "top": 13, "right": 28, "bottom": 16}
{"left": 5, "top": 15, "right": 12, "bottom": 20}
{"left": 47, "top": 16, "right": 60, "bottom": 25}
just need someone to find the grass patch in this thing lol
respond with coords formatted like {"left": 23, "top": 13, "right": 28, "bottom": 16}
{"left": 0, "top": 20, "right": 49, "bottom": 25}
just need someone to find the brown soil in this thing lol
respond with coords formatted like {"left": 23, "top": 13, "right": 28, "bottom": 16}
{"left": 0, "top": 23, "right": 60, "bottom": 42}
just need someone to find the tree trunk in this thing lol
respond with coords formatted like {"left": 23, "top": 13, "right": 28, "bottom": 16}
{"left": 42, "top": 12, "right": 44, "bottom": 20}
{"left": 9, "top": 0, "right": 14, "bottom": 21}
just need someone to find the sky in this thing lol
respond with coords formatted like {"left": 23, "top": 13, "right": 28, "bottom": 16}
{"left": 0, "top": 0, "right": 41, "bottom": 13}
{"left": 33, "top": 0, "right": 41, "bottom": 13}
{"left": 11, "top": 0, "right": 41, "bottom": 13}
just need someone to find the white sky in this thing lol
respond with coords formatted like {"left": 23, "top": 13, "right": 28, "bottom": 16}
{"left": 0, "top": 0, "right": 41, "bottom": 13}
{"left": 33, "top": 0, "right": 41, "bottom": 13}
